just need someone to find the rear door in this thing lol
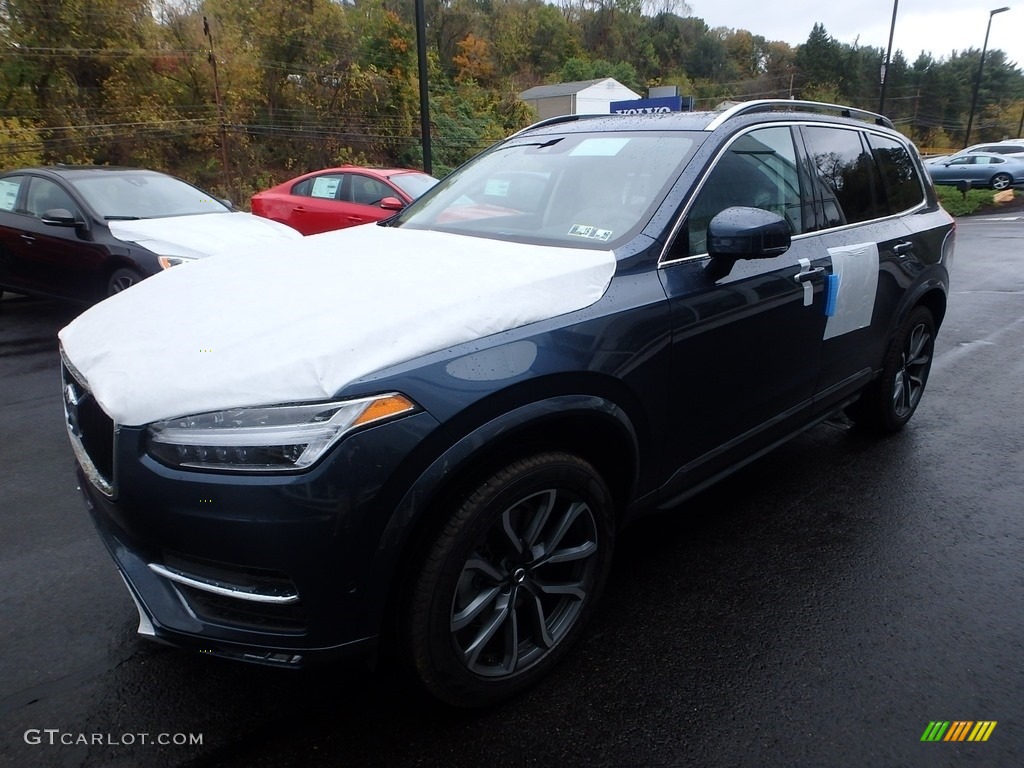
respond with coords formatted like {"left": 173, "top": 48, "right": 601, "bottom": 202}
{"left": 798, "top": 125, "right": 949, "bottom": 412}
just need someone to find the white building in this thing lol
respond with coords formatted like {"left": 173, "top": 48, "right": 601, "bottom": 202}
{"left": 518, "top": 78, "right": 642, "bottom": 120}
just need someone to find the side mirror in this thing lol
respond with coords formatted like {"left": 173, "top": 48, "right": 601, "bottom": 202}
{"left": 379, "top": 196, "right": 404, "bottom": 211}
{"left": 707, "top": 206, "right": 791, "bottom": 259}
{"left": 703, "top": 207, "right": 791, "bottom": 282}
{"left": 219, "top": 198, "right": 235, "bottom": 211}
{"left": 41, "top": 208, "right": 77, "bottom": 227}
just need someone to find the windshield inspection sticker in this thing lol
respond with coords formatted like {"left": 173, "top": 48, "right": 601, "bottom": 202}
{"left": 568, "top": 224, "right": 613, "bottom": 241}
{"left": 824, "top": 242, "right": 879, "bottom": 340}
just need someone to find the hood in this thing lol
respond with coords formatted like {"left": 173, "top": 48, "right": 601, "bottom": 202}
{"left": 108, "top": 212, "right": 300, "bottom": 259}
{"left": 58, "top": 226, "right": 616, "bottom": 426}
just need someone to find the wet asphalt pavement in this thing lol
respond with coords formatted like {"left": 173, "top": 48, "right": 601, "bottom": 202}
{"left": 1, "top": 215, "right": 1022, "bottom": 768}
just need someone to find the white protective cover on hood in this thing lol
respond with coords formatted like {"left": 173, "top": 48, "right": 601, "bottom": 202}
{"left": 109, "top": 212, "right": 300, "bottom": 259}
{"left": 59, "top": 225, "right": 616, "bottom": 426}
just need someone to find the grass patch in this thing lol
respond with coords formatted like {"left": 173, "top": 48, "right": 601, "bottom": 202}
{"left": 934, "top": 185, "right": 1017, "bottom": 216}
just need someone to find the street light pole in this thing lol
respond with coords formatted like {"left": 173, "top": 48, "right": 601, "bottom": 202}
{"left": 964, "top": 6, "right": 1010, "bottom": 147}
{"left": 879, "top": 0, "right": 899, "bottom": 114}
{"left": 414, "top": 0, "right": 432, "bottom": 175}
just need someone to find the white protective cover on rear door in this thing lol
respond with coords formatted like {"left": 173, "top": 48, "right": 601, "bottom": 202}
{"left": 58, "top": 225, "right": 616, "bottom": 426}
{"left": 824, "top": 242, "right": 879, "bottom": 340}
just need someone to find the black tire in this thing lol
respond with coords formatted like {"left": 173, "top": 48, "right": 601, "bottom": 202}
{"left": 990, "top": 173, "right": 1013, "bottom": 191}
{"left": 401, "top": 451, "right": 615, "bottom": 707}
{"left": 847, "top": 306, "right": 936, "bottom": 435}
{"left": 107, "top": 268, "right": 141, "bottom": 296}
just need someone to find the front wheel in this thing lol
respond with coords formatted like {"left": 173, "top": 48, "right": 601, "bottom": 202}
{"left": 401, "top": 452, "right": 615, "bottom": 707}
{"left": 107, "top": 268, "right": 142, "bottom": 296}
{"left": 990, "top": 173, "right": 1013, "bottom": 191}
{"left": 847, "top": 306, "right": 936, "bottom": 435}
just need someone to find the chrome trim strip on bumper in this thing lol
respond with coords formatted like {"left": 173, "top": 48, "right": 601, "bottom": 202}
{"left": 148, "top": 563, "right": 300, "bottom": 605}
{"left": 60, "top": 348, "right": 116, "bottom": 499}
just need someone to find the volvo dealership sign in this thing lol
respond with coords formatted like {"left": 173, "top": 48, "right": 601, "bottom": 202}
{"left": 609, "top": 95, "right": 688, "bottom": 114}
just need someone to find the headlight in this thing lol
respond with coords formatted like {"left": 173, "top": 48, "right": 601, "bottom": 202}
{"left": 146, "top": 394, "right": 417, "bottom": 472}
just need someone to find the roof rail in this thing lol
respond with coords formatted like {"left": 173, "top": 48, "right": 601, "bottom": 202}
{"left": 705, "top": 99, "right": 895, "bottom": 131}
{"left": 508, "top": 112, "right": 603, "bottom": 139}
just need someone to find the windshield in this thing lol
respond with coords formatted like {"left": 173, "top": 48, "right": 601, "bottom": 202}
{"left": 68, "top": 172, "right": 230, "bottom": 219}
{"left": 389, "top": 172, "right": 439, "bottom": 200}
{"left": 393, "top": 131, "right": 700, "bottom": 248}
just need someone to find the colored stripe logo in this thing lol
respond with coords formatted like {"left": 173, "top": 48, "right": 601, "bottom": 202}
{"left": 921, "top": 721, "right": 997, "bottom": 742}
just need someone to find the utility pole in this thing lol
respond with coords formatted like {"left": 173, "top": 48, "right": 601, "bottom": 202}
{"left": 203, "top": 16, "right": 232, "bottom": 200}
{"left": 879, "top": 0, "right": 899, "bottom": 114}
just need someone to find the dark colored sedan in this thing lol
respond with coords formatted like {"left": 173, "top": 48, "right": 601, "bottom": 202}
{"left": 250, "top": 166, "right": 438, "bottom": 235}
{"left": 60, "top": 100, "right": 953, "bottom": 707}
{"left": 926, "top": 152, "right": 1024, "bottom": 191}
{"left": 0, "top": 166, "right": 299, "bottom": 303}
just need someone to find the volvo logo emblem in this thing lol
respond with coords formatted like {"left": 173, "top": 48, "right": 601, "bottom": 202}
{"left": 64, "top": 383, "right": 81, "bottom": 435}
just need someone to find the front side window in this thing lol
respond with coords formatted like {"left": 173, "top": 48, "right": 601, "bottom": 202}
{"left": 25, "top": 178, "right": 78, "bottom": 218}
{"left": 394, "top": 131, "right": 699, "bottom": 249}
{"left": 867, "top": 133, "right": 925, "bottom": 215}
{"left": 348, "top": 175, "right": 393, "bottom": 206}
{"left": 803, "top": 126, "right": 882, "bottom": 227}
{"left": 683, "top": 126, "right": 804, "bottom": 257}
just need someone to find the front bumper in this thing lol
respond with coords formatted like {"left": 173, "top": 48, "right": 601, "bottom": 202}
{"left": 75, "top": 411, "right": 441, "bottom": 667}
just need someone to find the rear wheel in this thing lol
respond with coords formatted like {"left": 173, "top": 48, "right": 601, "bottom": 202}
{"left": 991, "top": 173, "right": 1013, "bottom": 191}
{"left": 401, "top": 452, "right": 614, "bottom": 707}
{"left": 847, "top": 306, "right": 935, "bottom": 435}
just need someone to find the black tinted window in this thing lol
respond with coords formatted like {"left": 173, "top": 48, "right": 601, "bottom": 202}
{"left": 803, "top": 126, "right": 881, "bottom": 227}
{"left": 867, "top": 134, "right": 925, "bottom": 215}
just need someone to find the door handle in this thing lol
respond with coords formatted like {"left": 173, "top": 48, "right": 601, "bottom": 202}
{"left": 20, "top": 234, "right": 35, "bottom": 244}
{"left": 794, "top": 266, "right": 824, "bottom": 283}
{"left": 893, "top": 241, "right": 913, "bottom": 257}
{"left": 347, "top": 216, "right": 365, "bottom": 224}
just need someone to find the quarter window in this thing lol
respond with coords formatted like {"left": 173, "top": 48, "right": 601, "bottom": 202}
{"left": 866, "top": 134, "right": 925, "bottom": 215}
{"left": 684, "top": 126, "right": 805, "bottom": 257}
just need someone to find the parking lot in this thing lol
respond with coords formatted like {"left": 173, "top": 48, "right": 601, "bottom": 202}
{"left": 1, "top": 214, "right": 1023, "bottom": 767}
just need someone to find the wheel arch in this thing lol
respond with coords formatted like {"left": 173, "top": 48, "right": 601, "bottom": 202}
{"left": 367, "top": 394, "right": 641, "bottom": 652}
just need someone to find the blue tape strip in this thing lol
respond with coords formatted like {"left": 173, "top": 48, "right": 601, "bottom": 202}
{"left": 824, "top": 273, "right": 840, "bottom": 317}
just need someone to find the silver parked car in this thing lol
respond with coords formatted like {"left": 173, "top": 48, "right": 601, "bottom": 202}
{"left": 926, "top": 152, "right": 1024, "bottom": 191}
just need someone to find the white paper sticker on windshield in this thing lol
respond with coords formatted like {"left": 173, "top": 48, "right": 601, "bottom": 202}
{"left": 569, "top": 138, "right": 630, "bottom": 157}
{"left": 484, "top": 179, "right": 511, "bottom": 197}
{"left": 824, "top": 242, "right": 879, "bottom": 340}
{"left": 568, "top": 224, "right": 613, "bottom": 241}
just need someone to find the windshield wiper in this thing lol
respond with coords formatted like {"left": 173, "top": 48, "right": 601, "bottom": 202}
{"left": 104, "top": 215, "right": 142, "bottom": 220}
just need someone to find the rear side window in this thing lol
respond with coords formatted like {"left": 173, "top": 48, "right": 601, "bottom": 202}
{"left": 803, "top": 126, "right": 881, "bottom": 227}
{"left": 866, "top": 134, "right": 925, "bottom": 215}
{"left": 293, "top": 175, "right": 343, "bottom": 200}
{"left": 0, "top": 176, "right": 23, "bottom": 212}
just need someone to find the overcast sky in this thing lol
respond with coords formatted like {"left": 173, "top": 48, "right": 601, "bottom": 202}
{"left": 691, "top": 0, "right": 1023, "bottom": 69}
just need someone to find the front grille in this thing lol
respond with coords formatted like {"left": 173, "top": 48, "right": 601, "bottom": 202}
{"left": 61, "top": 357, "right": 116, "bottom": 495}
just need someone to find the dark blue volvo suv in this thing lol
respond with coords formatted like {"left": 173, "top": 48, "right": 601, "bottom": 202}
{"left": 59, "top": 101, "right": 954, "bottom": 706}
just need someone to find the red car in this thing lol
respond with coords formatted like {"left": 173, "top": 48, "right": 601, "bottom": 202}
{"left": 250, "top": 166, "right": 438, "bottom": 235}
